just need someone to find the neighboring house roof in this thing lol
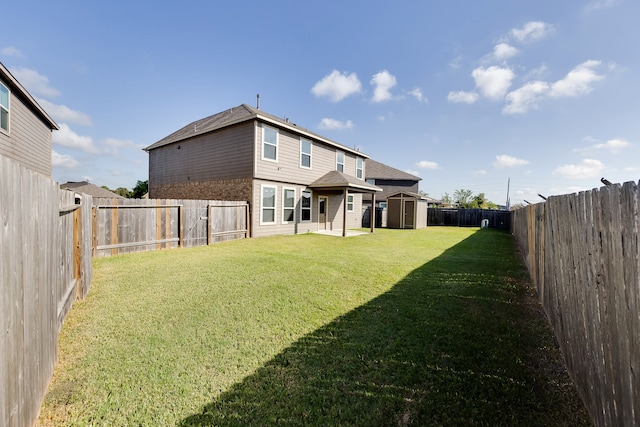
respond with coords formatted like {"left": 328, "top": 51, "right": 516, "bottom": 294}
{"left": 0, "top": 62, "right": 59, "bottom": 131}
{"left": 144, "top": 103, "right": 368, "bottom": 158}
{"left": 60, "top": 181, "right": 125, "bottom": 199}
{"left": 365, "top": 159, "right": 421, "bottom": 181}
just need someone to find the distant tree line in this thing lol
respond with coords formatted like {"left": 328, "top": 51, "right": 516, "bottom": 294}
{"left": 102, "top": 180, "right": 148, "bottom": 198}
{"left": 440, "top": 189, "right": 499, "bottom": 210}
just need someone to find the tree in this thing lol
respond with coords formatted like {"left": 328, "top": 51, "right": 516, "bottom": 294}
{"left": 131, "top": 180, "right": 148, "bottom": 198}
{"left": 113, "top": 187, "right": 132, "bottom": 198}
{"left": 453, "top": 189, "right": 474, "bottom": 208}
{"left": 440, "top": 192, "right": 452, "bottom": 208}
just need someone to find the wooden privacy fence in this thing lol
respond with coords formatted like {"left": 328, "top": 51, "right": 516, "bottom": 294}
{"left": 511, "top": 181, "right": 640, "bottom": 427}
{"left": 1, "top": 155, "right": 93, "bottom": 427}
{"left": 92, "top": 198, "right": 248, "bottom": 257}
{"left": 428, "top": 208, "right": 511, "bottom": 229}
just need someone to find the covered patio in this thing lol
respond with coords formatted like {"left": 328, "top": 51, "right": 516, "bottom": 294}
{"left": 308, "top": 170, "right": 382, "bottom": 237}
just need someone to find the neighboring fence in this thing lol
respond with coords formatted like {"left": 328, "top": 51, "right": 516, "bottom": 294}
{"left": 92, "top": 198, "right": 248, "bottom": 257}
{"left": 428, "top": 208, "right": 511, "bottom": 229}
{"left": 511, "top": 181, "right": 640, "bottom": 426}
{"left": 1, "top": 155, "right": 93, "bottom": 427}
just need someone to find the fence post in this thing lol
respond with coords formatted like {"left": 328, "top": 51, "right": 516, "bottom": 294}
{"left": 73, "top": 207, "right": 82, "bottom": 299}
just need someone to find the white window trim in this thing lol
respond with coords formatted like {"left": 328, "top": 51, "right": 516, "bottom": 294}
{"left": 300, "top": 138, "right": 312, "bottom": 169}
{"left": 347, "top": 194, "right": 354, "bottom": 212}
{"left": 260, "top": 184, "right": 277, "bottom": 225}
{"left": 282, "top": 187, "right": 296, "bottom": 224}
{"left": 356, "top": 158, "right": 363, "bottom": 180}
{"left": 300, "top": 190, "right": 312, "bottom": 223}
{"left": 0, "top": 81, "right": 9, "bottom": 134}
{"left": 336, "top": 150, "right": 345, "bottom": 172}
{"left": 261, "top": 125, "right": 278, "bottom": 162}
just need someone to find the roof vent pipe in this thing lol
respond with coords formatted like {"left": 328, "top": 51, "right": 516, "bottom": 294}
{"left": 256, "top": 94, "right": 260, "bottom": 110}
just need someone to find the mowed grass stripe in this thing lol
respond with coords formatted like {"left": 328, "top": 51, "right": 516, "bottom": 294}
{"left": 37, "top": 228, "right": 589, "bottom": 426}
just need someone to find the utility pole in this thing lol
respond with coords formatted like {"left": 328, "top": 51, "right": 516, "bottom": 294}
{"left": 505, "top": 178, "right": 511, "bottom": 210}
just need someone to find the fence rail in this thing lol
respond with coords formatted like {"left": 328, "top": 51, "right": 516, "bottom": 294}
{"left": 511, "top": 181, "right": 640, "bottom": 427}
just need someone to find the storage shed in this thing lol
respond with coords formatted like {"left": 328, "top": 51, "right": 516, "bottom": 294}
{"left": 386, "top": 191, "right": 428, "bottom": 229}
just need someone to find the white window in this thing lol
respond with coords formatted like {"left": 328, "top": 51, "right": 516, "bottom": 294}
{"left": 0, "top": 82, "right": 9, "bottom": 133}
{"left": 356, "top": 158, "right": 363, "bottom": 179}
{"left": 301, "top": 191, "right": 312, "bottom": 222}
{"left": 379, "top": 202, "right": 387, "bottom": 209}
{"left": 336, "top": 151, "right": 344, "bottom": 172}
{"left": 367, "top": 179, "right": 376, "bottom": 185}
{"left": 262, "top": 125, "right": 278, "bottom": 161}
{"left": 282, "top": 188, "right": 296, "bottom": 223}
{"left": 300, "top": 139, "right": 312, "bottom": 168}
{"left": 347, "top": 194, "right": 354, "bottom": 212}
{"left": 261, "top": 185, "right": 277, "bottom": 224}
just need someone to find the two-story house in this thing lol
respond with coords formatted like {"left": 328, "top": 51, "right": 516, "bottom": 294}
{"left": 0, "top": 62, "right": 59, "bottom": 176}
{"left": 144, "top": 104, "right": 381, "bottom": 237}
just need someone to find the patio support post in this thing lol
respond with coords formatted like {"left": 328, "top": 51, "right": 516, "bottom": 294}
{"left": 370, "top": 193, "right": 375, "bottom": 233}
{"left": 343, "top": 188, "right": 348, "bottom": 237}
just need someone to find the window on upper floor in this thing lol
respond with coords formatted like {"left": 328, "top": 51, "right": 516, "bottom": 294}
{"left": 262, "top": 125, "right": 278, "bottom": 161}
{"left": 0, "top": 82, "right": 9, "bottom": 133}
{"left": 367, "top": 179, "right": 376, "bottom": 185}
{"left": 301, "top": 191, "right": 312, "bottom": 222}
{"left": 261, "top": 185, "right": 277, "bottom": 224}
{"left": 300, "top": 139, "right": 312, "bottom": 168}
{"left": 336, "top": 151, "right": 344, "bottom": 172}
{"left": 356, "top": 158, "right": 363, "bottom": 179}
{"left": 283, "top": 187, "right": 296, "bottom": 223}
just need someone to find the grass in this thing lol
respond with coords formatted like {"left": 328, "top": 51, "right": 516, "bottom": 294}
{"left": 37, "top": 227, "right": 590, "bottom": 426}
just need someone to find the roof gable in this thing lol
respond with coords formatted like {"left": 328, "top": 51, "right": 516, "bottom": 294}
{"left": 144, "top": 103, "right": 369, "bottom": 158}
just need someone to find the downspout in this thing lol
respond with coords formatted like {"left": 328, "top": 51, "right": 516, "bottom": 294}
{"left": 370, "top": 193, "right": 375, "bottom": 233}
{"left": 343, "top": 188, "right": 348, "bottom": 237}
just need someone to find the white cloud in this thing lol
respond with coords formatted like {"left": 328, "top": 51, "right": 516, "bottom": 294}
{"left": 52, "top": 150, "right": 79, "bottom": 168}
{"left": 1, "top": 46, "right": 24, "bottom": 57}
{"left": 103, "top": 137, "right": 137, "bottom": 155}
{"left": 493, "top": 43, "right": 519, "bottom": 61}
{"left": 370, "top": 70, "right": 397, "bottom": 103}
{"left": 408, "top": 87, "right": 427, "bottom": 103}
{"left": 317, "top": 118, "right": 353, "bottom": 130}
{"left": 447, "top": 90, "right": 479, "bottom": 104}
{"left": 472, "top": 66, "right": 515, "bottom": 100}
{"left": 474, "top": 170, "right": 488, "bottom": 175}
{"left": 416, "top": 160, "right": 440, "bottom": 170}
{"left": 549, "top": 60, "right": 603, "bottom": 98}
{"left": 594, "top": 138, "right": 631, "bottom": 152}
{"left": 584, "top": 0, "right": 615, "bottom": 13}
{"left": 37, "top": 98, "right": 93, "bottom": 126}
{"left": 53, "top": 123, "right": 100, "bottom": 153}
{"left": 493, "top": 154, "right": 529, "bottom": 169}
{"left": 311, "top": 70, "right": 362, "bottom": 102}
{"left": 405, "top": 169, "right": 420, "bottom": 177}
{"left": 503, "top": 81, "right": 550, "bottom": 114}
{"left": 510, "top": 21, "right": 553, "bottom": 43}
{"left": 9, "top": 67, "right": 60, "bottom": 97}
{"left": 554, "top": 159, "right": 604, "bottom": 179}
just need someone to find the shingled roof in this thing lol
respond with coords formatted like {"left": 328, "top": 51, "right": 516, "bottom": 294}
{"left": 60, "top": 181, "right": 125, "bottom": 199}
{"left": 365, "top": 159, "right": 421, "bottom": 181}
{"left": 309, "top": 170, "right": 382, "bottom": 193}
{"left": 144, "top": 104, "right": 368, "bottom": 158}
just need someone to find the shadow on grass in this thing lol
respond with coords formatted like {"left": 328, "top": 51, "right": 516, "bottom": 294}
{"left": 179, "top": 229, "right": 589, "bottom": 426}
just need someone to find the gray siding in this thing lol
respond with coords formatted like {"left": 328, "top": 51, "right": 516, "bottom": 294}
{"left": 0, "top": 88, "right": 52, "bottom": 176}
{"left": 254, "top": 122, "right": 366, "bottom": 185}
{"left": 149, "top": 122, "right": 254, "bottom": 186}
{"left": 250, "top": 180, "right": 363, "bottom": 238}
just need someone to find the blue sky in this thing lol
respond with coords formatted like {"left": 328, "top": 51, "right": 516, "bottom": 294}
{"left": 2, "top": 0, "right": 639, "bottom": 206}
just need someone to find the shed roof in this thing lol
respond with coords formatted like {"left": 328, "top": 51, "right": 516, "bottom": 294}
{"left": 308, "top": 170, "right": 382, "bottom": 193}
{"left": 387, "top": 191, "right": 430, "bottom": 200}
{"left": 145, "top": 103, "right": 368, "bottom": 158}
{"left": 60, "top": 181, "right": 125, "bottom": 199}
{"left": 365, "top": 159, "right": 421, "bottom": 181}
{"left": 0, "top": 62, "right": 59, "bottom": 130}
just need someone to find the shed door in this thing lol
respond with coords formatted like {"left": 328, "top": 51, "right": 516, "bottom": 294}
{"left": 404, "top": 200, "right": 415, "bottom": 229}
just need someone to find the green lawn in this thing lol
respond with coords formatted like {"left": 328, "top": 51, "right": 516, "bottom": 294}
{"left": 37, "top": 227, "right": 589, "bottom": 426}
